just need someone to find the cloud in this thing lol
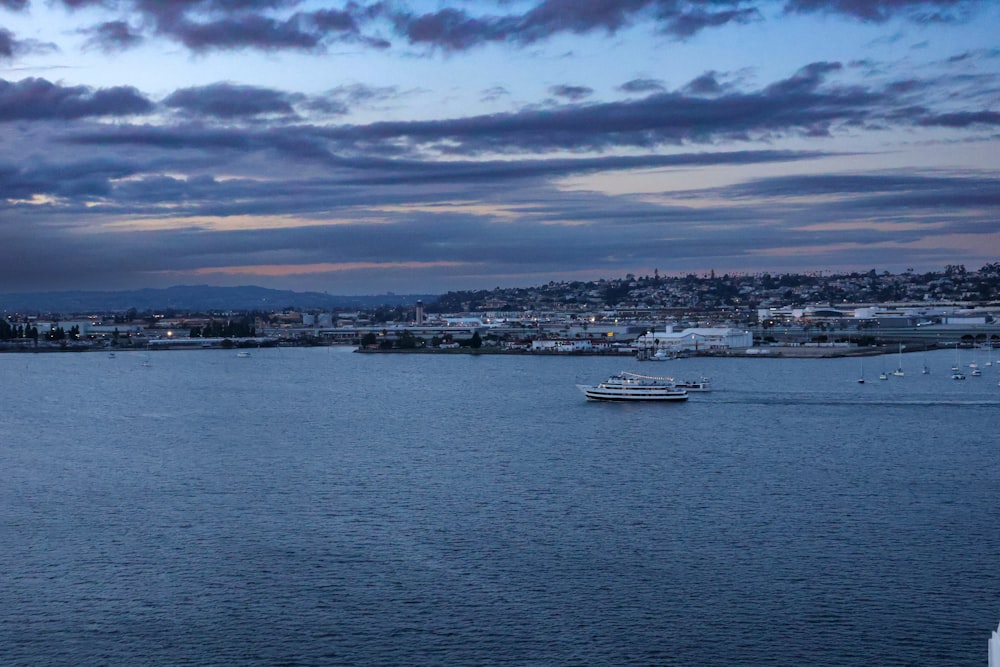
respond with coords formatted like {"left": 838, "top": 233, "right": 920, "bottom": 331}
{"left": 480, "top": 86, "right": 510, "bottom": 102}
{"left": 0, "top": 27, "right": 57, "bottom": 60}
{"left": 0, "top": 157, "right": 141, "bottom": 200}
{"left": 782, "top": 0, "right": 980, "bottom": 23}
{"left": 27, "top": 0, "right": 992, "bottom": 57}
{"left": 0, "top": 77, "right": 153, "bottom": 121}
{"left": 659, "top": 7, "right": 761, "bottom": 38}
{"left": 82, "top": 20, "right": 145, "bottom": 53}
{"left": 55, "top": 61, "right": 983, "bottom": 161}
{"left": 301, "top": 61, "right": 892, "bottom": 155}
{"left": 619, "top": 78, "right": 666, "bottom": 94}
{"left": 165, "top": 14, "right": 322, "bottom": 52}
{"left": 388, "top": 1, "right": 759, "bottom": 51}
{"left": 0, "top": 28, "right": 15, "bottom": 59}
{"left": 548, "top": 84, "right": 594, "bottom": 101}
{"left": 162, "top": 82, "right": 297, "bottom": 119}
{"left": 682, "top": 71, "right": 727, "bottom": 95}
{"left": 917, "top": 110, "right": 1000, "bottom": 127}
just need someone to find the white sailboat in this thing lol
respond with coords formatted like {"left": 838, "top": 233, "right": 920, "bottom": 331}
{"left": 892, "top": 343, "right": 904, "bottom": 376}
{"left": 952, "top": 343, "right": 966, "bottom": 380}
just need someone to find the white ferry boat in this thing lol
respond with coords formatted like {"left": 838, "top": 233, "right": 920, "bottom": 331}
{"left": 577, "top": 372, "right": 689, "bottom": 402}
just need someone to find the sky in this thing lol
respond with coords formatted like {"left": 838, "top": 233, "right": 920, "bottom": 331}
{"left": 1, "top": 0, "right": 999, "bottom": 295}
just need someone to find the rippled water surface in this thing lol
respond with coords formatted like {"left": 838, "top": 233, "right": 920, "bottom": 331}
{"left": 2, "top": 347, "right": 999, "bottom": 665}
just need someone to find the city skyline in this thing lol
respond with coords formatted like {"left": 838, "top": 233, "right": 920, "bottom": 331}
{"left": 1, "top": 0, "right": 999, "bottom": 295}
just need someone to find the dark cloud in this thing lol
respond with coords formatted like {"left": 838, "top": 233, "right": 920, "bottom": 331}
{"left": 0, "top": 157, "right": 144, "bottom": 202}
{"left": 0, "top": 0, "right": 28, "bottom": 9}
{"left": 0, "top": 28, "right": 15, "bottom": 59}
{"left": 0, "top": 27, "right": 54, "bottom": 60}
{"left": 783, "top": 0, "right": 978, "bottom": 22}
{"left": 480, "top": 86, "right": 510, "bottom": 102}
{"left": 683, "top": 71, "right": 726, "bottom": 95}
{"left": 163, "top": 83, "right": 296, "bottom": 119}
{"left": 385, "top": 0, "right": 985, "bottom": 53}
{"left": 917, "top": 110, "right": 1000, "bottom": 127}
{"left": 388, "top": 1, "right": 766, "bottom": 52}
{"left": 307, "top": 7, "right": 359, "bottom": 33}
{"left": 548, "top": 84, "right": 594, "bottom": 101}
{"left": 0, "top": 78, "right": 153, "bottom": 121}
{"left": 83, "top": 20, "right": 145, "bottom": 53}
{"left": 304, "top": 61, "right": 888, "bottom": 155}
{"left": 660, "top": 7, "right": 761, "bottom": 38}
{"left": 58, "top": 62, "right": 963, "bottom": 159}
{"left": 719, "top": 171, "right": 1000, "bottom": 199}
{"left": 31, "top": 0, "right": 993, "bottom": 56}
{"left": 166, "top": 14, "right": 322, "bottom": 52}
{"left": 764, "top": 61, "right": 842, "bottom": 95}
{"left": 619, "top": 78, "right": 665, "bottom": 93}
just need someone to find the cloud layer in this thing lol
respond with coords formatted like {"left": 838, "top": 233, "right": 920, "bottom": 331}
{"left": 0, "top": 0, "right": 997, "bottom": 294}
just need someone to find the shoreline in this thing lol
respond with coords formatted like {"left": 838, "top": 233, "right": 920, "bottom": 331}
{"left": 0, "top": 340, "right": 965, "bottom": 359}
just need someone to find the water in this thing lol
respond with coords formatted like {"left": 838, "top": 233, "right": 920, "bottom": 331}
{"left": 1, "top": 347, "right": 998, "bottom": 665}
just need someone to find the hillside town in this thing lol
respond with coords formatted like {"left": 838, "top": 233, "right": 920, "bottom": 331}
{"left": 2, "top": 264, "right": 999, "bottom": 357}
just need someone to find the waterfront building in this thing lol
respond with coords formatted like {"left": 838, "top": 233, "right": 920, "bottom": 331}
{"left": 636, "top": 327, "right": 753, "bottom": 353}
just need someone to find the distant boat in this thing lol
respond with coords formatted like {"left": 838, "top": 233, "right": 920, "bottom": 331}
{"left": 674, "top": 376, "right": 711, "bottom": 392}
{"left": 892, "top": 343, "right": 904, "bottom": 376}
{"left": 237, "top": 351, "right": 251, "bottom": 358}
{"left": 858, "top": 358, "right": 866, "bottom": 384}
{"left": 952, "top": 342, "right": 965, "bottom": 379}
{"left": 879, "top": 371, "right": 889, "bottom": 381}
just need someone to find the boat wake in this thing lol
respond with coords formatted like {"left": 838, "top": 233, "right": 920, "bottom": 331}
{"left": 703, "top": 393, "right": 1000, "bottom": 408}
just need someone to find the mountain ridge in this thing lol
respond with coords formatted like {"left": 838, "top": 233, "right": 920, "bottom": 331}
{"left": 0, "top": 285, "right": 438, "bottom": 314}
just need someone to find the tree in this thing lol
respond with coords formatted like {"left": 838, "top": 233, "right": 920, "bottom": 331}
{"left": 398, "top": 330, "right": 418, "bottom": 349}
{"left": 470, "top": 331, "right": 482, "bottom": 349}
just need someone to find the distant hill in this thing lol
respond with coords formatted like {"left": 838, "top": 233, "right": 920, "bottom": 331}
{"left": 0, "top": 285, "right": 438, "bottom": 314}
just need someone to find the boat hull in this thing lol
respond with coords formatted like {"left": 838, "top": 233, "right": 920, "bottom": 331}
{"left": 674, "top": 382, "right": 710, "bottom": 392}
{"left": 577, "top": 385, "right": 689, "bottom": 401}
{"left": 577, "top": 384, "right": 688, "bottom": 403}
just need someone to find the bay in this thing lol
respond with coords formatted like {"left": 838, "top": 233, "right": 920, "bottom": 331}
{"left": 1, "top": 347, "right": 998, "bottom": 665}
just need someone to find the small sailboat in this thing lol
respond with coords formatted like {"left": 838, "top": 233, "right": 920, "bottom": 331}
{"left": 858, "top": 357, "right": 866, "bottom": 384}
{"left": 892, "top": 343, "right": 904, "bottom": 376}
